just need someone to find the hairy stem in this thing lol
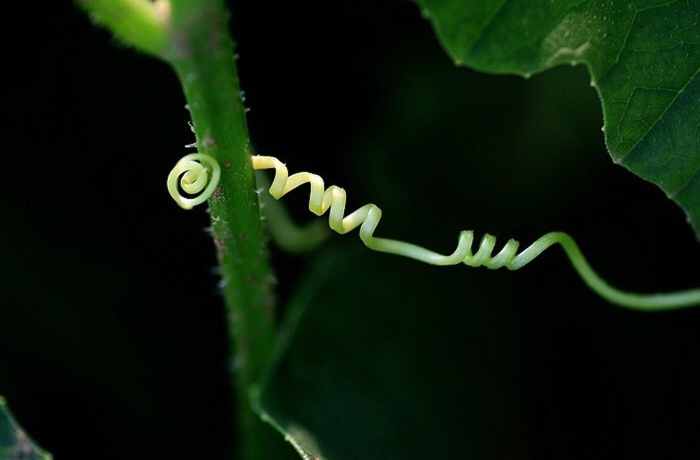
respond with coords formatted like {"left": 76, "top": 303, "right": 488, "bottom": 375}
{"left": 79, "top": 0, "right": 282, "bottom": 458}
{"left": 166, "top": 1, "right": 279, "bottom": 458}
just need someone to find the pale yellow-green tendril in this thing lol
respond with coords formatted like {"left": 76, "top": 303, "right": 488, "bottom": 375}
{"left": 256, "top": 172, "right": 330, "bottom": 253}
{"left": 167, "top": 153, "right": 700, "bottom": 311}
{"left": 167, "top": 153, "right": 221, "bottom": 210}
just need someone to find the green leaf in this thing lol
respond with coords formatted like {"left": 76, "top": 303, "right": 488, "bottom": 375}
{"left": 416, "top": 0, "right": 700, "bottom": 236}
{"left": 0, "top": 398, "right": 52, "bottom": 460}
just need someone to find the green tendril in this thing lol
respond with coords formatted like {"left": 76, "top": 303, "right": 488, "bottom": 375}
{"left": 255, "top": 172, "right": 330, "bottom": 253}
{"left": 169, "top": 153, "right": 700, "bottom": 311}
{"left": 167, "top": 153, "right": 221, "bottom": 210}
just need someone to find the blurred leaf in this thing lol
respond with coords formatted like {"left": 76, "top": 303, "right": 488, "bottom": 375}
{"left": 417, "top": 0, "right": 700, "bottom": 236}
{"left": 0, "top": 397, "right": 51, "bottom": 460}
{"left": 254, "top": 243, "right": 524, "bottom": 460}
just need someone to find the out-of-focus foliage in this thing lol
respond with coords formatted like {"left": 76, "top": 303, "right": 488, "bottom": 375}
{"left": 0, "top": 398, "right": 51, "bottom": 460}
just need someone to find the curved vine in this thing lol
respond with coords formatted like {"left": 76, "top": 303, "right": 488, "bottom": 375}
{"left": 167, "top": 153, "right": 700, "bottom": 311}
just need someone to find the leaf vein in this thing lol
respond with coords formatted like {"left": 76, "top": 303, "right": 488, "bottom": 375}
{"left": 469, "top": 0, "right": 510, "bottom": 54}
{"left": 621, "top": 65, "right": 700, "bottom": 161}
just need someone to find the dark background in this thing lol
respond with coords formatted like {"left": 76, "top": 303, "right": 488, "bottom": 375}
{"left": 2, "top": 1, "right": 699, "bottom": 459}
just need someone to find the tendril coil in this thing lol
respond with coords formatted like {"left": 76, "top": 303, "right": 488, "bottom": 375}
{"left": 167, "top": 153, "right": 700, "bottom": 311}
{"left": 167, "top": 153, "right": 221, "bottom": 210}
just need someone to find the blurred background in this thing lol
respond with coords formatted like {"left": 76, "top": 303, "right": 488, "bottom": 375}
{"left": 2, "top": 1, "right": 699, "bottom": 459}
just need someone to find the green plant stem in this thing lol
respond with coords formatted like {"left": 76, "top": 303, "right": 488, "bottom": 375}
{"left": 165, "top": 1, "right": 279, "bottom": 458}
{"left": 79, "top": 0, "right": 280, "bottom": 456}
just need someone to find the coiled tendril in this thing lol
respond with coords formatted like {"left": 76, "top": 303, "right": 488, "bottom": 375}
{"left": 167, "top": 153, "right": 221, "bottom": 210}
{"left": 168, "top": 153, "right": 700, "bottom": 311}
